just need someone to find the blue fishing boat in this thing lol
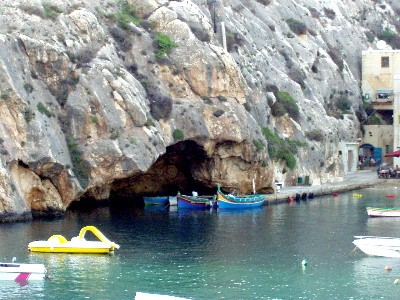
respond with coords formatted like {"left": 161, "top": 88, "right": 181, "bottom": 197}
{"left": 143, "top": 196, "right": 169, "bottom": 207}
{"left": 177, "top": 194, "right": 216, "bottom": 209}
{"left": 216, "top": 185, "right": 265, "bottom": 209}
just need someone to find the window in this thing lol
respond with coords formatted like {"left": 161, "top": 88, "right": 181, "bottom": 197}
{"left": 376, "top": 89, "right": 393, "bottom": 100}
{"left": 381, "top": 56, "right": 389, "bottom": 68}
{"left": 386, "top": 145, "right": 389, "bottom": 154}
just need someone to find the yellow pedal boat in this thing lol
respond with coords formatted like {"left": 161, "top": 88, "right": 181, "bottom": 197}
{"left": 28, "top": 226, "right": 120, "bottom": 254}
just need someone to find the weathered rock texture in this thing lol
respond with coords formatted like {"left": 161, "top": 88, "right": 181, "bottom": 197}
{"left": 0, "top": 0, "right": 398, "bottom": 221}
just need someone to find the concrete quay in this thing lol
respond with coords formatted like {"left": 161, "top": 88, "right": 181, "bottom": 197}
{"left": 264, "top": 169, "right": 384, "bottom": 205}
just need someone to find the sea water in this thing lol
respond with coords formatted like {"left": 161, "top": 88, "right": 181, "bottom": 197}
{"left": 1, "top": 185, "right": 400, "bottom": 299}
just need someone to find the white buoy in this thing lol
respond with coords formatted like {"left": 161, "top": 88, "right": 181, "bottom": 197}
{"left": 394, "top": 278, "right": 400, "bottom": 285}
{"left": 301, "top": 259, "right": 308, "bottom": 267}
{"left": 385, "top": 266, "right": 392, "bottom": 271}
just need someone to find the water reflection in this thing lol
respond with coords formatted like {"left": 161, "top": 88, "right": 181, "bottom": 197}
{"left": 353, "top": 257, "right": 400, "bottom": 299}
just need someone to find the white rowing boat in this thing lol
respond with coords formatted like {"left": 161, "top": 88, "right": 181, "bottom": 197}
{"left": 0, "top": 261, "right": 47, "bottom": 281}
{"left": 353, "top": 236, "right": 400, "bottom": 258}
{"left": 367, "top": 207, "right": 400, "bottom": 217}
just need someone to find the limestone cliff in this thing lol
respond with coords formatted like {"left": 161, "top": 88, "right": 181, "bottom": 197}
{"left": 0, "top": 0, "right": 398, "bottom": 221}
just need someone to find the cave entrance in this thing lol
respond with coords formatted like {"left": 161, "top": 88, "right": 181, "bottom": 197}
{"left": 109, "top": 140, "right": 214, "bottom": 205}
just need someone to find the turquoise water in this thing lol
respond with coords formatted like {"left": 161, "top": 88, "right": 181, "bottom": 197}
{"left": 2, "top": 186, "right": 400, "bottom": 299}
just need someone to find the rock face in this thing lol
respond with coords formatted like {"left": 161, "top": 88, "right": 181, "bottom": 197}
{"left": 0, "top": 0, "right": 398, "bottom": 221}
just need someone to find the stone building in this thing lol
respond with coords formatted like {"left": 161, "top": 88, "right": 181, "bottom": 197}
{"left": 361, "top": 49, "right": 400, "bottom": 166}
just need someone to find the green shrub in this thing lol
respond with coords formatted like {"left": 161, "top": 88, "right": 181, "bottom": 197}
{"left": 365, "top": 31, "right": 375, "bottom": 43}
{"left": 217, "top": 95, "right": 227, "bottom": 102}
{"left": 145, "top": 117, "right": 155, "bottom": 127}
{"left": 109, "top": 26, "right": 133, "bottom": 52}
{"left": 261, "top": 127, "right": 280, "bottom": 144}
{"left": 0, "top": 93, "right": 9, "bottom": 100}
{"left": 278, "top": 149, "right": 296, "bottom": 170}
{"left": 90, "top": 115, "right": 99, "bottom": 124}
{"left": 110, "top": 129, "right": 120, "bottom": 140}
{"left": 74, "top": 46, "right": 97, "bottom": 66}
{"left": 37, "top": 102, "right": 53, "bottom": 118}
{"left": 261, "top": 127, "right": 301, "bottom": 170}
{"left": 275, "top": 91, "right": 299, "bottom": 120}
{"left": 24, "top": 83, "right": 34, "bottom": 94}
{"left": 24, "top": 109, "right": 34, "bottom": 123}
{"left": 253, "top": 139, "right": 265, "bottom": 152}
{"left": 202, "top": 96, "right": 213, "bottom": 105}
{"left": 116, "top": 0, "right": 139, "bottom": 30}
{"left": 154, "top": 33, "right": 177, "bottom": 58}
{"left": 379, "top": 27, "right": 397, "bottom": 44}
{"left": 365, "top": 114, "right": 381, "bottom": 125}
{"left": 42, "top": 3, "right": 63, "bottom": 19}
{"left": 66, "top": 135, "right": 89, "bottom": 188}
{"left": 286, "top": 18, "right": 307, "bottom": 35}
{"left": 378, "top": 27, "right": 400, "bottom": 49}
{"left": 173, "top": 129, "right": 184, "bottom": 141}
{"left": 336, "top": 95, "right": 351, "bottom": 112}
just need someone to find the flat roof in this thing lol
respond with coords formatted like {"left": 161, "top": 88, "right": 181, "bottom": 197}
{"left": 362, "top": 49, "right": 400, "bottom": 54}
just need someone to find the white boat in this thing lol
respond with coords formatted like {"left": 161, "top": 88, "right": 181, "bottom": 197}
{"left": 353, "top": 236, "right": 400, "bottom": 258}
{"left": 135, "top": 292, "right": 189, "bottom": 300}
{"left": 0, "top": 262, "right": 47, "bottom": 281}
{"left": 366, "top": 207, "right": 400, "bottom": 217}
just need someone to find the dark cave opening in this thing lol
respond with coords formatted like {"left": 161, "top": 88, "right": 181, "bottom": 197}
{"left": 107, "top": 140, "right": 215, "bottom": 206}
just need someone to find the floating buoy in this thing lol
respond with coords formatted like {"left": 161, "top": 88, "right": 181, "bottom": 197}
{"left": 301, "top": 259, "right": 308, "bottom": 267}
{"left": 386, "top": 194, "right": 397, "bottom": 198}
{"left": 332, "top": 192, "right": 339, "bottom": 197}
{"left": 385, "top": 266, "right": 393, "bottom": 271}
{"left": 394, "top": 278, "right": 400, "bottom": 285}
{"left": 288, "top": 196, "right": 294, "bottom": 203}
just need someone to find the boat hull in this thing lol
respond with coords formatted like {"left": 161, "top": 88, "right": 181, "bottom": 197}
{"left": 28, "top": 225, "right": 120, "bottom": 254}
{"left": 143, "top": 196, "right": 169, "bottom": 206}
{"left": 28, "top": 242, "right": 115, "bottom": 254}
{"left": 367, "top": 207, "right": 400, "bottom": 217}
{"left": 217, "top": 192, "right": 265, "bottom": 209}
{"left": 177, "top": 195, "right": 215, "bottom": 209}
{"left": 0, "top": 263, "right": 47, "bottom": 281}
{"left": 353, "top": 236, "right": 400, "bottom": 257}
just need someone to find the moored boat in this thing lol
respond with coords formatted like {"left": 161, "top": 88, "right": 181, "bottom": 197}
{"left": 143, "top": 196, "right": 170, "bottom": 206}
{"left": 367, "top": 207, "right": 400, "bottom": 217}
{"left": 28, "top": 226, "right": 120, "bottom": 254}
{"left": 216, "top": 185, "right": 265, "bottom": 209}
{"left": 135, "top": 292, "right": 189, "bottom": 300}
{"left": 353, "top": 236, "right": 400, "bottom": 258}
{"left": 177, "top": 194, "right": 216, "bottom": 209}
{"left": 0, "top": 262, "right": 47, "bottom": 281}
